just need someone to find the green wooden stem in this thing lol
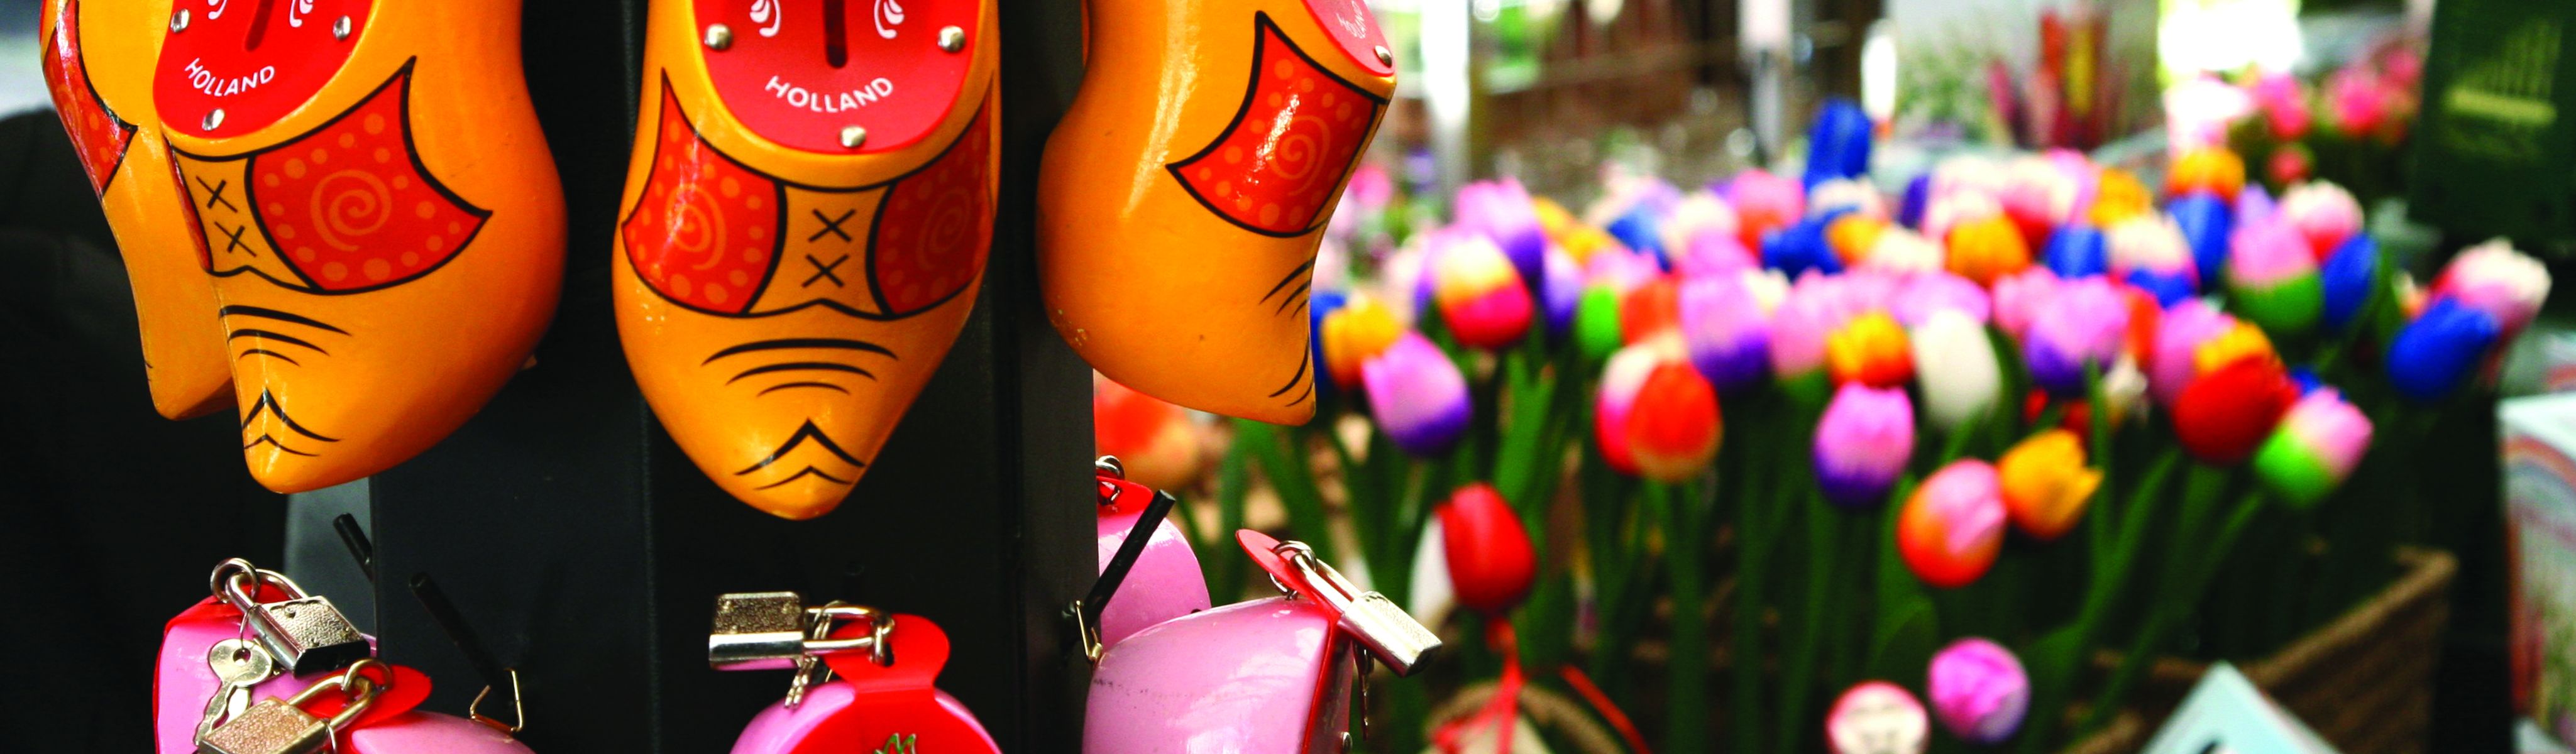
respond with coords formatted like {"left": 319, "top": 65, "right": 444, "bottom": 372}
{"left": 1653, "top": 481, "right": 1709, "bottom": 754}
{"left": 1240, "top": 421, "right": 1340, "bottom": 564}
{"left": 1732, "top": 447, "right": 1775, "bottom": 754}
{"left": 1776, "top": 489, "right": 1845, "bottom": 751}
{"left": 2086, "top": 363, "right": 2114, "bottom": 581}
{"left": 2014, "top": 449, "right": 2184, "bottom": 754}
{"left": 1208, "top": 430, "right": 1255, "bottom": 600}
{"left": 2079, "top": 488, "right": 2267, "bottom": 735}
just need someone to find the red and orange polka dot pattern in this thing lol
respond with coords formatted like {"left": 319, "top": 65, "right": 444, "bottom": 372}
{"left": 40, "top": 0, "right": 135, "bottom": 195}
{"left": 1169, "top": 15, "right": 1384, "bottom": 237}
{"left": 246, "top": 72, "right": 488, "bottom": 292}
{"left": 623, "top": 89, "right": 783, "bottom": 315}
{"left": 871, "top": 104, "right": 993, "bottom": 315}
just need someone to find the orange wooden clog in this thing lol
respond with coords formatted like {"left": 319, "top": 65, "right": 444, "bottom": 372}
{"left": 155, "top": 0, "right": 566, "bottom": 491}
{"left": 1037, "top": 0, "right": 1394, "bottom": 425}
{"left": 43, "top": 0, "right": 233, "bottom": 420}
{"left": 615, "top": 0, "right": 999, "bottom": 519}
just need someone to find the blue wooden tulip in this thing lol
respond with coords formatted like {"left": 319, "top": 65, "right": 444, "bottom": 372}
{"left": 1804, "top": 97, "right": 1875, "bottom": 188}
{"left": 2042, "top": 224, "right": 2109, "bottom": 278}
{"left": 2169, "top": 191, "right": 2233, "bottom": 285}
{"left": 2318, "top": 232, "right": 2379, "bottom": 332}
{"left": 1763, "top": 217, "right": 1844, "bottom": 278}
{"left": 2387, "top": 298, "right": 2501, "bottom": 402}
{"left": 2125, "top": 268, "right": 2197, "bottom": 307}
{"left": 1900, "top": 173, "right": 1931, "bottom": 229}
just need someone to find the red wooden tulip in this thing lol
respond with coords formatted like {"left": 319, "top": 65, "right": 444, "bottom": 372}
{"left": 1619, "top": 276, "right": 1682, "bottom": 344}
{"left": 2170, "top": 357, "right": 2299, "bottom": 464}
{"left": 1629, "top": 361, "right": 1724, "bottom": 481}
{"left": 1439, "top": 483, "right": 1539, "bottom": 615}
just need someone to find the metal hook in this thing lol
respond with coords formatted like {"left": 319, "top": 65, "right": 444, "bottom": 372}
{"left": 469, "top": 667, "right": 526, "bottom": 734}
{"left": 408, "top": 573, "right": 521, "bottom": 716}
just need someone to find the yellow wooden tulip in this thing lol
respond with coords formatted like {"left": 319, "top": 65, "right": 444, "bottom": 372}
{"left": 1998, "top": 429, "right": 2102, "bottom": 541}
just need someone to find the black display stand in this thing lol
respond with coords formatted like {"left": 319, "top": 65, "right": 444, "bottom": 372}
{"left": 365, "top": 1, "right": 1094, "bottom": 750}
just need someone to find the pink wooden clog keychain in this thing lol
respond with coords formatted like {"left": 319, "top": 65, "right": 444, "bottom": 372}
{"left": 1082, "top": 530, "right": 1443, "bottom": 753}
{"left": 1081, "top": 456, "right": 1213, "bottom": 655}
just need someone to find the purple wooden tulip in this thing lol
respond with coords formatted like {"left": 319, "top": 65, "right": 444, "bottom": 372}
{"left": 1680, "top": 274, "right": 1772, "bottom": 393}
{"left": 1928, "top": 637, "right": 2028, "bottom": 745}
{"left": 2022, "top": 277, "right": 2129, "bottom": 397}
{"left": 1455, "top": 178, "right": 1549, "bottom": 286}
{"left": 1362, "top": 333, "right": 1472, "bottom": 456}
{"left": 1893, "top": 271, "right": 1993, "bottom": 327}
{"left": 1814, "top": 384, "right": 1917, "bottom": 508}
{"left": 1543, "top": 247, "right": 1583, "bottom": 336}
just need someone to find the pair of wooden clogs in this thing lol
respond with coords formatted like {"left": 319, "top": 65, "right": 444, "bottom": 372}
{"left": 47, "top": 0, "right": 1391, "bottom": 519}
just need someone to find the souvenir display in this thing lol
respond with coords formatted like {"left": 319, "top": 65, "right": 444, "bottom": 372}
{"left": 153, "top": 0, "right": 566, "bottom": 492}
{"left": 1036, "top": 0, "right": 1396, "bottom": 424}
{"left": 615, "top": 0, "right": 1001, "bottom": 520}
{"left": 27, "top": 1, "right": 2551, "bottom": 751}
{"left": 41, "top": 0, "right": 233, "bottom": 420}
{"left": 709, "top": 593, "right": 999, "bottom": 753}
{"left": 1087, "top": 457, "right": 1211, "bottom": 653}
{"left": 1083, "top": 532, "right": 1439, "bottom": 753}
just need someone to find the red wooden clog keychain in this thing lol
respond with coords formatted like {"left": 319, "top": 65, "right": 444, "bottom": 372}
{"left": 712, "top": 593, "right": 998, "bottom": 753}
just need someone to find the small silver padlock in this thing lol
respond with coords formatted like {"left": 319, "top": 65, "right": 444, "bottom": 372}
{"left": 1275, "top": 542, "right": 1443, "bottom": 677}
{"left": 212, "top": 559, "right": 370, "bottom": 676}
{"left": 708, "top": 592, "right": 889, "bottom": 671}
{"left": 195, "top": 659, "right": 385, "bottom": 754}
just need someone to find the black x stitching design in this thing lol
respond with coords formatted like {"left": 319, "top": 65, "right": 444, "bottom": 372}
{"left": 196, "top": 177, "right": 236, "bottom": 212}
{"left": 807, "top": 209, "right": 856, "bottom": 243}
{"left": 217, "top": 222, "right": 254, "bottom": 256}
{"left": 802, "top": 254, "right": 848, "bottom": 288}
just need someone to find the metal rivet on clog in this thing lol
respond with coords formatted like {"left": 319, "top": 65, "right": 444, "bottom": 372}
{"left": 332, "top": 16, "right": 351, "bottom": 40}
{"left": 839, "top": 126, "right": 868, "bottom": 150}
{"left": 202, "top": 109, "right": 224, "bottom": 131}
{"left": 1374, "top": 45, "right": 1393, "bottom": 66}
{"left": 705, "top": 24, "right": 734, "bottom": 50}
{"left": 937, "top": 26, "right": 966, "bottom": 53}
{"left": 171, "top": 9, "right": 189, "bottom": 31}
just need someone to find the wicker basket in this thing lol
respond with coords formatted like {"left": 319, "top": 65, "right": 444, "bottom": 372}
{"left": 2069, "top": 548, "right": 2457, "bottom": 754}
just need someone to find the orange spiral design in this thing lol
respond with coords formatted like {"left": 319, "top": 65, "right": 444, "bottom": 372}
{"left": 1265, "top": 112, "right": 1333, "bottom": 182}
{"left": 666, "top": 187, "right": 729, "bottom": 271}
{"left": 310, "top": 169, "right": 393, "bottom": 251}
{"left": 915, "top": 185, "right": 976, "bottom": 261}
{"left": 1166, "top": 18, "right": 1382, "bottom": 236}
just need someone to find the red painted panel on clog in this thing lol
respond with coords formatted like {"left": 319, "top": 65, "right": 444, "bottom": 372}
{"left": 42, "top": 0, "right": 135, "bottom": 194}
{"left": 867, "top": 100, "right": 989, "bottom": 315}
{"left": 695, "top": 0, "right": 977, "bottom": 155}
{"left": 241, "top": 68, "right": 488, "bottom": 292}
{"left": 157, "top": 0, "right": 374, "bottom": 138}
{"left": 624, "top": 84, "right": 785, "bottom": 315}
{"left": 1168, "top": 15, "right": 1385, "bottom": 238}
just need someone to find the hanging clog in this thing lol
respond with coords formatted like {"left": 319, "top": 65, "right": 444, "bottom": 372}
{"left": 1037, "top": 0, "right": 1397, "bottom": 424}
{"left": 615, "top": 0, "right": 1001, "bottom": 519}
